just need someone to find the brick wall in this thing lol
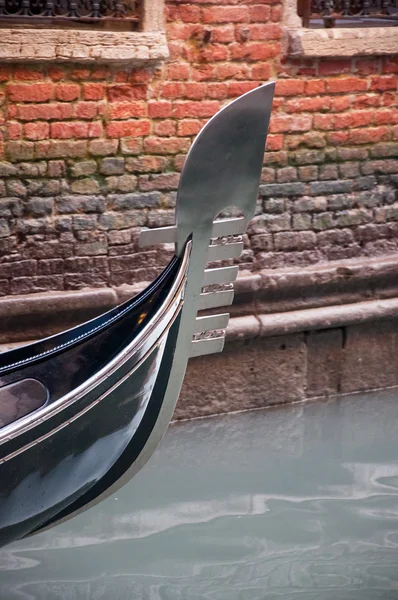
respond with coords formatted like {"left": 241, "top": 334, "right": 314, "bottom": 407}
{"left": 0, "top": 2, "right": 397, "bottom": 296}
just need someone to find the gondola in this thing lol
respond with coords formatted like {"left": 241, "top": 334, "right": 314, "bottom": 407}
{"left": 0, "top": 83, "right": 275, "bottom": 548}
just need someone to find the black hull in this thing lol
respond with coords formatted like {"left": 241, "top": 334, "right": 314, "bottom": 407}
{"left": 0, "top": 249, "right": 188, "bottom": 547}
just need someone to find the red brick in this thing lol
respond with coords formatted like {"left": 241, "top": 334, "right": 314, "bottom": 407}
{"left": 249, "top": 4, "right": 271, "bottom": 20}
{"left": 7, "top": 83, "right": 54, "bottom": 103}
{"left": 285, "top": 97, "right": 329, "bottom": 112}
{"left": 393, "top": 125, "right": 398, "bottom": 141}
{"left": 168, "top": 41, "right": 185, "bottom": 61}
{"left": 211, "top": 25, "right": 235, "bottom": 43}
{"left": 171, "top": 100, "right": 220, "bottom": 118}
{"left": 88, "top": 123, "right": 103, "bottom": 138}
{"left": 216, "top": 63, "right": 250, "bottom": 80}
{"left": 148, "top": 101, "right": 173, "bottom": 118}
{"left": 56, "top": 84, "right": 80, "bottom": 102}
{"left": 353, "top": 94, "right": 380, "bottom": 109}
{"left": 87, "top": 139, "right": 117, "bottom": 156}
{"left": 305, "top": 80, "right": 325, "bottom": 95}
{"left": 144, "top": 137, "right": 191, "bottom": 155}
{"left": 185, "top": 83, "right": 207, "bottom": 100}
{"left": 192, "top": 65, "right": 217, "bottom": 81}
{"left": 108, "top": 85, "right": 147, "bottom": 102}
{"left": 230, "top": 42, "right": 280, "bottom": 61}
{"left": 313, "top": 114, "right": 334, "bottom": 130}
{"left": 382, "top": 92, "right": 396, "bottom": 107}
{"left": 161, "top": 83, "right": 186, "bottom": 99}
{"left": 266, "top": 134, "right": 284, "bottom": 151}
{"left": 177, "top": 119, "right": 202, "bottom": 136}
{"left": 139, "top": 173, "right": 180, "bottom": 192}
{"left": 0, "top": 67, "right": 11, "bottom": 82}
{"left": 303, "top": 131, "right": 326, "bottom": 148}
{"left": 202, "top": 6, "right": 249, "bottom": 23}
{"left": 252, "top": 63, "right": 271, "bottom": 80}
{"left": 167, "top": 64, "right": 190, "bottom": 80}
{"left": 154, "top": 120, "right": 177, "bottom": 136}
{"left": 206, "top": 82, "right": 228, "bottom": 99}
{"left": 108, "top": 102, "right": 147, "bottom": 119}
{"left": 82, "top": 83, "right": 106, "bottom": 101}
{"left": 17, "top": 103, "right": 74, "bottom": 121}
{"left": 48, "top": 68, "right": 64, "bottom": 82}
{"left": 7, "top": 122, "right": 22, "bottom": 140}
{"left": 198, "top": 44, "right": 229, "bottom": 62}
{"left": 168, "top": 22, "right": 201, "bottom": 41}
{"left": 106, "top": 120, "right": 151, "bottom": 138}
{"left": 326, "top": 78, "right": 368, "bottom": 94}
{"left": 71, "top": 69, "right": 91, "bottom": 81}
{"left": 51, "top": 121, "right": 102, "bottom": 139}
{"left": 24, "top": 122, "right": 49, "bottom": 140}
{"left": 127, "top": 156, "right": 169, "bottom": 172}
{"left": 75, "top": 102, "right": 98, "bottom": 119}
{"left": 335, "top": 110, "right": 373, "bottom": 129}
{"left": 355, "top": 58, "right": 380, "bottom": 75}
{"left": 327, "top": 131, "right": 349, "bottom": 145}
{"left": 370, "top": 75, "right": 397, "bottom": 91}
{"left": 179, "top": 4, "right": 201, "bottom": 22}
{"left": 227, "top": 81, "right": 258, "bottom": 97}
{"left": 383, "top": 58, "right": 398, "bottom": 74}
{"left": 329, "top": 96, "right": 351, "bottom": 112}
{"left": 271, "top": 5, "right": 282, "bottom": 20}
{"left": 373, "top": 110, "right": 398, "bottom": 125}
{"left": 349, "top": 126, "right": 390, "bottom": 145}
{"left": 318, "top": 59, "right": 352, "bottom": 76}
{"left": 13, "top": 68, "right": 44, "bottom": 81}
{"left": 236, "top": 23, "right": 280, "bottom": 41}
{"left": 270, "top": 115, "right": 312, "bottom": 133}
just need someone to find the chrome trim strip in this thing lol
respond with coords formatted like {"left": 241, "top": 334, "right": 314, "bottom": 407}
{"left": 0, "top": 242, "right": 191, "bottom": 447}
{"left": 1, "top": 302, "right": 183, "bottom": 465}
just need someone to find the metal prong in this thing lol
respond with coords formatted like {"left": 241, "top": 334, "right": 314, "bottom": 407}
{"left": 139, "top": 226, "right": 176, "bottom": 247}
{"left": 198, "top": 289, "right": 234, "bottom": 310}
{"left": 212, "top": 217, "right": 246, "bottom": 237}
{"left": 139, "top": 217, "right": 246, "bottom": 248}
{"left": 207, "top": 242, "right": 243, "bottom": 262}
{"left": 194, "top": 313, "right": 229, "bottom": 334}
{"left": 190, "top": 336, "right": 225, "bottom": 358}
{"left": 203, "top": 266, "right": 238, "bottom": 286}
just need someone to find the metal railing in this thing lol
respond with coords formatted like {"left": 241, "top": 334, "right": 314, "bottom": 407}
{"left": 0, "top": 0, "right": 140, "bottom": 29}
{"left": 298, "top": 0, "right": 398, "bottom": 27}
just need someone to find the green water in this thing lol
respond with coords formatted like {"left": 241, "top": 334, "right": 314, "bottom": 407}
{"left": 1, "top": 389, "right": 398, "bottom": 599}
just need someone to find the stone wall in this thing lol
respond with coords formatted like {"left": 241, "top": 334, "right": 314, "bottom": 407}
{"left": 0, "top": 2, "right": 397, "bottom": 298}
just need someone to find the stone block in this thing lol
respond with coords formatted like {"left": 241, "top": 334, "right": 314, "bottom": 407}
{"left": 306, "top": 329, "right": 343, "bottom": 397}
{"left": 259, "top": 182, "right": 306, "bottom": 197}
{"left": 341, "top": 319, "right": 398, "bottom": 392}
{"left": 310, "top": 180, "right": 353, "bottom": 195}
{"left": 177, "top": 334, "right": 307, "bottom": 419}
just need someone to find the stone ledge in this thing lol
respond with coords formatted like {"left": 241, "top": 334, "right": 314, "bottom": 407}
{"left": 225, "top": 297, "right": 398, "bottom": 341}
{"left": 286, "top": 26, "right": 398, "bottom": 57}
{"left": 2, "top": 253, "right": 398, "bottom": 343}
{"left": 0, "top": 29, "right": 169, "bottom": 64}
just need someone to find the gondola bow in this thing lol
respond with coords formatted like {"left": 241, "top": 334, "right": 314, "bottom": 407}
{"left": 0, "top": 83, "right": 275, "bottom": 547}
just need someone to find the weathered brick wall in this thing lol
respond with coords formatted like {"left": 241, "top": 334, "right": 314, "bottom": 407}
{"left": 0, "top": 2, "right": 397, "bottom": 296}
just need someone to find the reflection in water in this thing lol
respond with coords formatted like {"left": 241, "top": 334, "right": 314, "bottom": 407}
{"left": 2, "top": 389, "right": 398, "bottom": 599}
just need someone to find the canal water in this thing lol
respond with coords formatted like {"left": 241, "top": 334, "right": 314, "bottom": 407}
{"left": 1, "top": 389, "right": 398, "bottom": 599}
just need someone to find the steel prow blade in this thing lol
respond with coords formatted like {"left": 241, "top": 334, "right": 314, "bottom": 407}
{"left": 175, "top": 82, "right": 275, "bottom": 256}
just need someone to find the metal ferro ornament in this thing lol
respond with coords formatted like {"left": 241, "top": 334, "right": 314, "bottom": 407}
{"left": 0, "top": 83, "right": 275, "bottom": 547}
